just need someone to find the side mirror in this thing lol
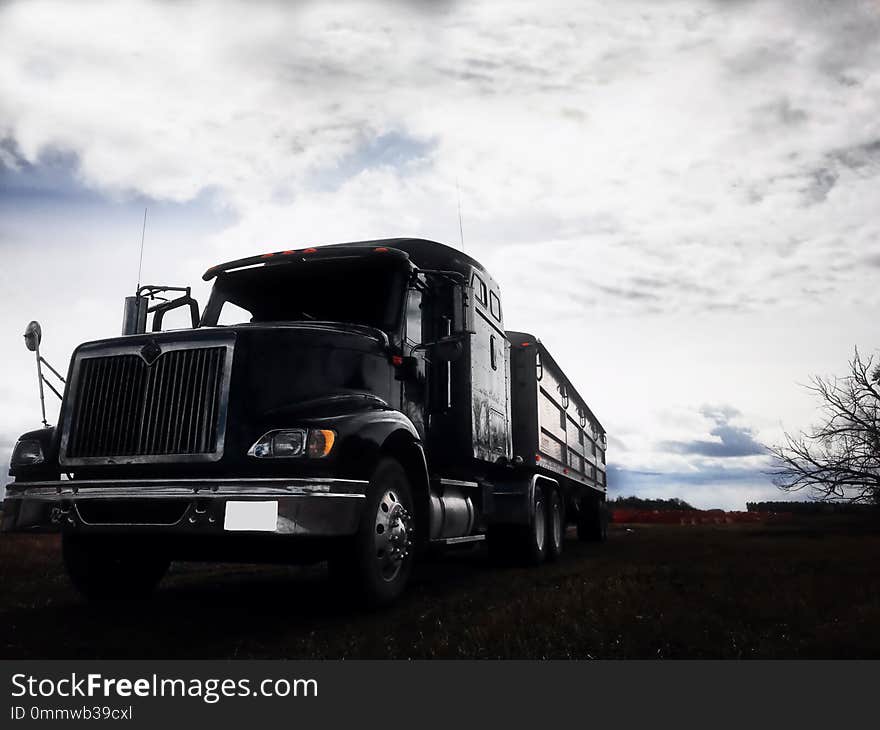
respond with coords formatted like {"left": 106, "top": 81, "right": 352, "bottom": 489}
{"left": 429, "top": 336, "right": 464, "bottom": 362}
{"left": 23, "top": 320, "right": 65, "bottom": 427}
{"left": 23, "top": 321, "right": 42, "bottom": 352}
{"left": 451, "top": 282, "right": 475, "bottom": 335}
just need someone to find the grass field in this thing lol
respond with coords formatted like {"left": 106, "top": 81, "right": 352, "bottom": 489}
{"left": 1, "top": 521, "right": 878, "bottom": 659}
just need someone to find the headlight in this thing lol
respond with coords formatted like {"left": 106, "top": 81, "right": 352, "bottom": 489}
{"left": 248, "top": 429, "right": 336, "bottom": 459}
{"left": 248, "top": 429, "right": 307, "bottom": 458}
{"left": 12, "top": 439, "right": 45, "bottom": 466}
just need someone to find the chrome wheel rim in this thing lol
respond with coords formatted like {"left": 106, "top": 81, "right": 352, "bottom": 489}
{"left": 534, "top": 498, "right": 546, "bottom": 552}
{"left": 374, "top": 488, "right": 412, "bottom": 582}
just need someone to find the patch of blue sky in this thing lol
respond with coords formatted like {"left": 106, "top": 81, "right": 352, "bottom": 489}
{"left": 307, "top": 131, "right": 435, "bottom": 194}
{"left": 0, "top": 149, "right": 235, "bottom": 236}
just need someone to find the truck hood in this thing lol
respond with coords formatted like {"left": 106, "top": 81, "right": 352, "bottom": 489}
{"left": 59, "top": 321, "right": 397, "bottom": 477}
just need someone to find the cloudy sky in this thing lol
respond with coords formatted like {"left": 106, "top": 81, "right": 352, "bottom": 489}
{"left": 2, "top": 0, "right": 879, "bottom": 508}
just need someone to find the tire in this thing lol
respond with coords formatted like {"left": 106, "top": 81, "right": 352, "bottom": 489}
{"left": 329, "top": 457, "right": 416, "bottom": 607}
{"left": 577, "top": 494, "right": 608, "bottom": 543}
{"left": 62, "top": 533, "right": 170, "bottom": 601}
{"left": 546, "top": 489, "right": 564, "bottom": 561}
{"left": 521, "top": 485, "right": 548, "bottom": 565}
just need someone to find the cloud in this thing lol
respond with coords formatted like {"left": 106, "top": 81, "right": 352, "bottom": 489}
{"left": 604, "top": 403, "right": 775, "bottom": 508}
{"left": 0, "top": 1, "right": 878, "bottom": 321}
{"left": 606, "top": 461, "right": 781, "bottom": 511}
{"left": 660, "top": 405, "right": 767, "bottom": 458}
{"left": 606, "top": 463, "right": 797, "bottom": 511}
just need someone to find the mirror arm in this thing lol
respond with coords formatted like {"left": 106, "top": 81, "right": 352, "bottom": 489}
{"left": 39, "top": 356, "right": 66, "bottom": 383}
{"left": 413, "top": 332, "right": 466, "bottom": 351}
{"left": 41, "top": 375, "right": 63, "bottom": 401}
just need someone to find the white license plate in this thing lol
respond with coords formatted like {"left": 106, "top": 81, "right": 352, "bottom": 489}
{"left": 223, "top": 501, "right": 278, "bottom": 532}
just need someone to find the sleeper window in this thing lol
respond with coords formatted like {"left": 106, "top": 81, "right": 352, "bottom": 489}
{"left": 489, "top": 291, "right": 501, "bottom": 321}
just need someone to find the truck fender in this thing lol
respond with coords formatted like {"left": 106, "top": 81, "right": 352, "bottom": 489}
{"left": 378, "top": 430, "right": 431, "bottom": 551}
{"left": 488, "top": 473, "right": 559, "bottom": 526}
{"left": 7, "top": 426, "right": 59, "bottom": 481}
{"left": 331, "top": 410, "right": 431, "bottom": 550}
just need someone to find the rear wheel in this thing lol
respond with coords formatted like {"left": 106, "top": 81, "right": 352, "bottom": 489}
{"left": 62, "top": 534, "right": 170, "bottom": 601}
{"left": 546, "top": 489, "right": 564, "bottom": 561}
{"left": 577, "top": 494, "right": 608, "bottom": 542}
{"left": 522, "top": 485, "right": 547, "bottom": 565}
{"left": 329, "top": 457, "right": 415, "bottom": 607}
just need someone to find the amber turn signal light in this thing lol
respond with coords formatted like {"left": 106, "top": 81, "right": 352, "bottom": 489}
{"left": 307, "top": 429, "right": 336, "bottom": 458}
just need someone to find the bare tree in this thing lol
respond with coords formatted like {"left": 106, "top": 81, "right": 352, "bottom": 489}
{"left": 769, "top": 349, "right": 880, "bottom": 504}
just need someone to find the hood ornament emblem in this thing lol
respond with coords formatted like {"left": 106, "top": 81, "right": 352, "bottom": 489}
{"left": 140, "top": 341, "right": 162, "bottom": 364}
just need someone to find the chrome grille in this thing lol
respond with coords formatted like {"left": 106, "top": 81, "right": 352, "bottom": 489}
{"left": 64, "top": 346, "right": 229, "bottom": 461}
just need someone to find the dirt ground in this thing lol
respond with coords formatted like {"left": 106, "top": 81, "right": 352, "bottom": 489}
{"left": 1, "top": 521, "right": 878, "bottom": 659}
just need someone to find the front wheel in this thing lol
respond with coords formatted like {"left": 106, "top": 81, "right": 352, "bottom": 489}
{"left": 62, "top": 534, "right": 170, "bottom": 601}
{"left": 329, "top": 457, "right": 416, "bottom": 607}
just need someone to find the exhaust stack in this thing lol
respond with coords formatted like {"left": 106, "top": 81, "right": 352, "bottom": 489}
{"left": 122, "top": 295, "right": 149, "bottom": 335}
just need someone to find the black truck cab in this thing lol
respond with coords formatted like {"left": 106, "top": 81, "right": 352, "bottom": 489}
{"left": 4, "top": 238, "right": 607, "bottom": 606}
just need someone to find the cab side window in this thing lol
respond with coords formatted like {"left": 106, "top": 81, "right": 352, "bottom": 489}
{"left": 472, "top": 273, "right": 487, "bottom": 306}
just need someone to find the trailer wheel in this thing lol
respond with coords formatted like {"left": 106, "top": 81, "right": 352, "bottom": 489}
{"left": 62, "top": 534, "right": 170, "bottom": 601}
{"left": 576, "top": 494, "right": 608, "bottom": 543}
{"left": 329, "top": 457, "right": 415, "bottom": 607}
{"left": 546, "top": 489, "right": 564, "bottom": 561}
{"left": 523, "top": 486, "right": 549, "bottom": 564}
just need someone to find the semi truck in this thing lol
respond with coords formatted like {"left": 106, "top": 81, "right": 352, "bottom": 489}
{"left": 4, "top": 238, "right": 607, "bottom": 606}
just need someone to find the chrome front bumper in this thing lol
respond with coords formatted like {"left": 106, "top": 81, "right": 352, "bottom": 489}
{"left": 1, "top": 477, "right": 368, "bottom": 537}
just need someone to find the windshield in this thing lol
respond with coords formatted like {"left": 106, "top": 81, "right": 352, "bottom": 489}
{"left": 203, "top": 257, "right": 408, "bottom": 333}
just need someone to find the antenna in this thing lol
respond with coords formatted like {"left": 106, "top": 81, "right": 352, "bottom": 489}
{"left": 456, "top": 178, "right": 465, "bottom": 250}
{"left": 136, "top": 207, "right": 148, "bottom": 291}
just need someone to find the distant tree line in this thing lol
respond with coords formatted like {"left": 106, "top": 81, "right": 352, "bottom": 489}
{"left": 747, "top": 501, "right": 878, "bottom": 515}
{"left": 608, "top": 496, "right": 697, "bottom": 511}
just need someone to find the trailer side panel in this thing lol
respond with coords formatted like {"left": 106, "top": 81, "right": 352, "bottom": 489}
{"left": 506, "top": 332, "right": 606, "bottom": 494}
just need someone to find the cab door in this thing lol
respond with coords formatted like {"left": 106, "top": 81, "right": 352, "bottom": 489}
{"left": 469, "top": 271, "right": 511, "bottom": 463}
{"left": 400, "top": 282, "right": 427, "bottom": 439}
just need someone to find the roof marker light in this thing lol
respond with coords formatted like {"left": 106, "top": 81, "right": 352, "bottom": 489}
{"left": 281, "top": 250, "right": 296, "bottom": 255}
{"left": 261, "top": 253, "right": 274, "bottom": 259}
{"left": 303, "top": 247, "right": 317, "bottom": 254}
{"left": 374, "top": 247, "right": 389, "bottom": 253}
